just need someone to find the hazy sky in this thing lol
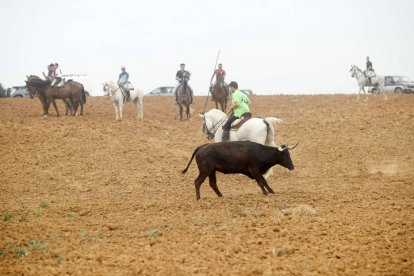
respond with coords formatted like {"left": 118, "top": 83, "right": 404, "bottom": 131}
{"left": 1, "top": 0, "right": 413, "bottom": 95}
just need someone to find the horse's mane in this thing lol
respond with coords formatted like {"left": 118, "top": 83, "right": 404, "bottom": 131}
{"left": 208, "top": 108, "right": 226, "bottom": 118}
{"left": 26, "top": 76, "right": 51, "bottom": 88}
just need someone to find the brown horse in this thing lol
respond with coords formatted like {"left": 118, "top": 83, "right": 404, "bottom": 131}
{"left": 212, "top": 73, "right": 228, "bottom": 112}
{"left": 26, "top": 76, "right": 86, "bottom": 116}
{"left": 176, "top": 72, "right": 192, "bottom": 121}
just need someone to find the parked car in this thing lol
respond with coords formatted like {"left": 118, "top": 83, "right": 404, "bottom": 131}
{"left": 0, "top": 83, "right": 7, "bottom": 97}
{"left": 10, "top": 86, "right": 30, "bottom": 98}
{"left": 240, "top": 89, "right": 254, "bottom": 96}
{"left": 145, "top": 86, "right": 175, "bottom": 96}
{"left": 391, "top": 76, "right": 414, "bottom": 93}
{"left": 368, "top": 76, "right": 413, "bottom": 94}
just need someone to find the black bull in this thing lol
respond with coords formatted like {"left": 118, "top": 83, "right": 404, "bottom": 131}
{"left": 182, "top": 141, "right": 297, "bottom": 200}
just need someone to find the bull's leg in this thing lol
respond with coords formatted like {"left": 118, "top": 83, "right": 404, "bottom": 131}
{"left": 194, "top": 173, "right": 208, "bottom": 201}
{"left": 250, "top": 169, "right": 268, "bottom": 195}
{"left": 259, "top": 175, "right": 274, "bottom": 194}
{"left": 208, "top": 172, "right": 222, "bottom": 198}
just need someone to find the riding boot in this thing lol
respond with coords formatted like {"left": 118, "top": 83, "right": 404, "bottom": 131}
{"left": 126, "top": 91, "right": 130, "bottom": 101}
{"left": 190, "top": 89, "right": 194, "bottom": 104}
{"left": 210, "top": 86, "right": 215, "bottom": 101}
{"left": 368, "top": 77, "right": 371, "bottom": 85}
{"left": 222, "top": 129, "right": 230, "bottom": 142}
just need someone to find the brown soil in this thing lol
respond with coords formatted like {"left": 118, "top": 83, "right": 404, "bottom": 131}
{"left": 0, "top": 94, "right": 413, "bottom": 275}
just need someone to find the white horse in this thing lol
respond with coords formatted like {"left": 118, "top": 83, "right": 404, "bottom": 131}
{"left": 200, "top": 109, "right": 282, "bottom": 146}
{"left": 103, "top": 81, "right": 143, "bottom": 121}
{"left": 200, "top": 109, "right": 284, "bottom": 177}
{"left": 350, "top": 65, "right": 386, "bottom": 100}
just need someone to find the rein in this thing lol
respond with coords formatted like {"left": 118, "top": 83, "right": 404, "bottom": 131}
{"left": 203, "top": 114, "right": 227, "bottom": 140}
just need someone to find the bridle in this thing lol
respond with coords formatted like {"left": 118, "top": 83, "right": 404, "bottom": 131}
{"left": 202, "top": 114, "right": 228, "bottom": 140}
{"left": 103, "top": 83, "right": 121, "bottom": 96}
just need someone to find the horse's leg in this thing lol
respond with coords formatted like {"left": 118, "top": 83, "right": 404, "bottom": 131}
{"left": 178, "top": 103, "right": 183, "bottom": 121}
{"left": 133, "top": 98, "right": 141, "bottom": 119}
{"left": 72, "top": 97, "right": 79, "bottom": 116}
{"left": 139, "top": 98, "right": 143, "bottom": 118}
{"left": 186, "top": 102, "right": 191, "bottom": 120}
{"left": 79, "top": 97, "right": 84, "bottom": 116}
{"left": 51, "top": 99, "right": 59, "bottom": 116}
{"left": 214, "top": 100, "right": 219, "bottom": 110}
{"left": 113, "top": 102, "right": 119, "bottom": 121}
{"left": 45, "top": 100, "right": 51, "bottom": 116}
{"left": 119, "top": 102, "right": 123, "bottom": 121}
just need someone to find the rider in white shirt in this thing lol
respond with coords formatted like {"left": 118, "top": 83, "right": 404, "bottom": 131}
{"left": 51, "top": 63, "right": 63, "bottom": 97}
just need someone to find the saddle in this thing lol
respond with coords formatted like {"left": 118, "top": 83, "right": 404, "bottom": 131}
{"left": 230, "top": 112, "right": 252, "bottom": 130}
{"left": 54, "top": 79, "right": 65, "bottom": 87}
{"left": 364, "top": 70, "right": 376, "bottom": 78}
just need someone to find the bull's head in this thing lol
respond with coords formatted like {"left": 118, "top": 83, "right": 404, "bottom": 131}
{"left": 277, "top": 143, "right": 298, "bottom": 171}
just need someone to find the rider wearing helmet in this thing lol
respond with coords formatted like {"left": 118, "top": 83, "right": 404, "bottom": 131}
{"left": 118, "top": 66, "right": 130, "bottom": 101}
{"left": 221, "top": 81, "right": 250, "bottom": 142}
{"left": 174, "top": 63, "right": 194, "bottom": 104}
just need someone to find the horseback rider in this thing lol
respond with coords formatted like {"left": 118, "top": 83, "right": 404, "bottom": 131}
{"left": 118, "top": 66, "right": 130, "bottom": 101}
{"left": 222, "top": 81, "right": 251, "bottom": 142}
{"left": 174, "top": 63, "right": 194, "bottom": 104}
{"left": 46, "top": 63, "right": 55, "bottom": 80}
{"left": 51, "top": 63, "right": 63, "bottom": 97}
{"left": 209, "top": 63, "right": 229, "bottom": 101}
{"left": 365, "top": 56, "right": 374, "bottom": 85}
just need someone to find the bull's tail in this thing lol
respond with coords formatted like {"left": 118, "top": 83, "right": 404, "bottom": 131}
{"left": 181, "top": 144, "right": 205, "bottom": 174}
{"left": 263, "top": 117, "right": 282, "bottom": 147}
{"left": 81, "top": 86, "right": 87, "bottom": 104}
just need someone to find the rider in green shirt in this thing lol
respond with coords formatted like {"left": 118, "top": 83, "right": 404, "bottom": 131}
{"left": 222, "top": 81, "right": 251, "bottom": 142}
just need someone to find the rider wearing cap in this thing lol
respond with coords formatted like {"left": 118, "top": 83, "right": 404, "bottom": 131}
{"left": 174, "top": 63, "right": 194, "bottom": 104}
{"left": 118, "top": 66, "right": 130, "bottom": 100}
{"left": 221, "top": 81, "right": 250, "bottom": 142}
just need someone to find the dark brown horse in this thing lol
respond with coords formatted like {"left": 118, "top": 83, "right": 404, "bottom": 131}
{"left": 26, "top": 76, "right": 86, "bottom": 116}
{"left": 212, "top": 73, "right": 228, "bottom": 112}
{"left": 176, "top": 72, "right": 191, "bottom": 121}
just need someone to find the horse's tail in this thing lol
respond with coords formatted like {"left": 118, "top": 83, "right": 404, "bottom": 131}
{"left": 81, "top": 86, "right": 87, "bottom": 104}
{"left": 263, "top": 117, "right": 282, "bottom": 147}
{"left": 181, "top": 144, "right": 205, "bottom": 174}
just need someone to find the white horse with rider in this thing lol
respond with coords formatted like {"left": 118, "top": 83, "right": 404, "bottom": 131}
{"left": 200, "top": 109, "right": 284, "bottom": 177}
{"left": 350, "top": 65, "right": 386, "bottom": 100}
{"left": 103, "top": 81, "right": 144, "bottom": 121}
{"left": 201, "top": 108, "right": 282, "bottom": 145}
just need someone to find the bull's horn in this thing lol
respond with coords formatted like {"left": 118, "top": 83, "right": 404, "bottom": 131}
{"left": 287, "top": 143, "right": 299, "bottom": 150}
{"left": 277, "top": 145, "right": 286, "bottom": 151}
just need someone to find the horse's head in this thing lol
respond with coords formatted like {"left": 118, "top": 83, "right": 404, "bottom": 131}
{"left": 25, "top": 75, "right": 50, "bottom": 91}
{"left": 26, "top": 82, "right": 38, "bottom": 98}
{"left": 216, "top": 73, "right": 224, "bottom": 84}
{"left": 350, "top": 65, "right": 356, "bottom": 77}
{"left": 200, "top": 109, "right": 227, "bottom": 139}
{"left": 102, "top": 82, "right": 110, "bottom": 96}
{"left": 182, "top": 71, "right": 191, "bottom": 82}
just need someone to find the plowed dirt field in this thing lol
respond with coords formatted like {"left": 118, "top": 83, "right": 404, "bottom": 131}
{"left": 1, "top": 94, "right": 413, "bottom": 275}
